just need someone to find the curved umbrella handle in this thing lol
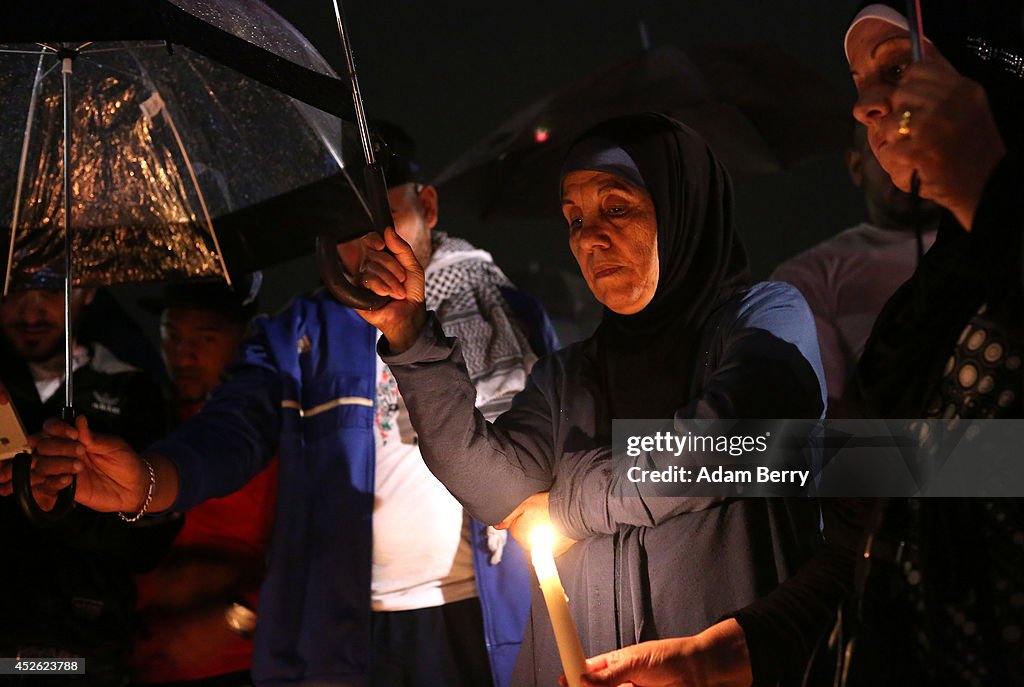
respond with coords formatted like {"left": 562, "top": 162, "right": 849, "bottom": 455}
{"left": 315, "top": 235, "right": 390, "bottom": 311}
{"left": 316, "top": 162, "right": 394, "bottom": 311}
{"left": 12, "top": 451, "right": 76, "bottom": 526}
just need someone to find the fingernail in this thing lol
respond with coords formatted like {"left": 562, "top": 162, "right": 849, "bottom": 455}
{"left": 76, "top": 445, "right": 86, "bottom": 456}
{"left": 60, "top": 475, "right": 72, "bottom": 485}
{"left": 72, "top": 461, "right": 84, "bottom": 472}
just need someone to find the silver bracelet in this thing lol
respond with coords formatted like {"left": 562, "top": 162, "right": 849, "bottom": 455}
{"left": 224, "top": 601, "right": 258, "bottom": 637}
{"left": 118, "top": 457, "right": 155, "bottom": 523}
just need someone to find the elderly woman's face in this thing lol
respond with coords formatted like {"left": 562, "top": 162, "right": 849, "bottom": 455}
{"left": 847, "top": 19, "right": 915, "bottom": 146}
{"left": 561, "top": 170, "right": 659, "bottom": 315}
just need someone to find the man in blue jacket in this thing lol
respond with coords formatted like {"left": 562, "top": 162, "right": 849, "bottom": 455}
{"left": 6, "top": 123, "right": 558, "bottom": 687}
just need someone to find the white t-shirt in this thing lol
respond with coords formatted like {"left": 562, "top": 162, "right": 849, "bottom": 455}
{"left": 370, "top": 337, "right": 477, "bottom": 612}
{"left": 772, "top": 222, "right": 937, "bottom": 416}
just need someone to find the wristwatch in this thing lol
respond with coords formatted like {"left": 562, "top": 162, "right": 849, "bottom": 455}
{"left": 224, "top": 601, "right": 257, "bottom": 638}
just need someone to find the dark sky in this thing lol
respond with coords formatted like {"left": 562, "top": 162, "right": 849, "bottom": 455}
{"left": 264, "top": 0, "right": 860, "bottom": 180}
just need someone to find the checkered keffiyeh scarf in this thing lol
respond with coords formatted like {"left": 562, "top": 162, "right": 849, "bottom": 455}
{"left": 425, "top": 231, "right": 537, "bottom": 419}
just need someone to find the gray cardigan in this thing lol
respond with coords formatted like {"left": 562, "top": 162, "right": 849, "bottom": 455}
{"left": 383, "top": 281, "right": 827, "bottom": 686}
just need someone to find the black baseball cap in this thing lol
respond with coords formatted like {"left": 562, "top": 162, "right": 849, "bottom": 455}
{"left": 139, "top": 274, "right": 261, "bottom": 325}
{"left": 7, "top": 261, "right": 65, "bottom": 292}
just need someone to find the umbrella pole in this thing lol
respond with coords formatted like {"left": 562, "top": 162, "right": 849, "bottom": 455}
{"left": 61, "top": 51, "right": 75, "bottom": 417}
{"left": 906, "top": 0, "right": 924, "bottom": 62}
{"left": 905, "top": 0, "right": 925, "bottom": 260}
{"left": 313, "top": 0, "right": 390, "bottom": 311}
{"left": 330, "top": 0, "right": 390, "bottom": 228}
{"left": 13, "top": 49, "right": 79, "bottom": 525}
{"left": 14, "top": 50, "right": 80, "bottom": 526}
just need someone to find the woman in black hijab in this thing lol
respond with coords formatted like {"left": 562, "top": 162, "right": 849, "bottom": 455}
{"left": 843, "top": 2, "right": 1024, "bottom": 685}
{"left": 351, "top": 112, "right": 827, "bottom": 686}
{"left": 558, "top": 114, "right": 751, "bottom": 423}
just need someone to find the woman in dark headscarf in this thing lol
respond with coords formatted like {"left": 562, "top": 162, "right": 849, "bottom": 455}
{"left": 843, "top": 2, "right": 1024, "bottom": 685}
{"left": 847, "top": 0, "right": 1023, "bottom": 420}
{"left": 353, "top": 112, "right": 827, "bottom": 686}
{"left": 575, "top": 3, "right": 1024, "bottom": 686}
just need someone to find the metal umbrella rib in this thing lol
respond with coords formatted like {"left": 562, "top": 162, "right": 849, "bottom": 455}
{"left": 4, "top": 50, "right": 46, "bottom": 298}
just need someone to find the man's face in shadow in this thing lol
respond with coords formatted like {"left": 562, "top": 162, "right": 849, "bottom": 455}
{"left": 160, "top": 306, "right": 244, "bottom": 404}
{"left": 0, "top": 288, "right": 94, "bottom": 362}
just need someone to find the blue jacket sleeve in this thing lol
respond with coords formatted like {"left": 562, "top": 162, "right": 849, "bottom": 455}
{"left": 549, "top": 282, "right": 826, "bottom": 538}
{"left": 148, "top": 317, "right": 283, "bottom": 511}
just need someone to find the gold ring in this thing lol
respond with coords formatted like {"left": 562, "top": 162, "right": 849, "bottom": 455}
{"left": 898, "top": 109, "right": 912, "bottom": 136}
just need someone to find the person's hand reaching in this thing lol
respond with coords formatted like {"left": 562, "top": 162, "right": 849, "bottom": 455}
{"left": 20, "top": 415, "right": 166, "bottom": 513}
{"left": 559, "top": 619, "right": 753, "bottom": 687}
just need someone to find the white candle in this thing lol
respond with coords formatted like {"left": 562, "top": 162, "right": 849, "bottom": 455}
{"left": 530, "top": 526, "right": 586, "bottom": 687}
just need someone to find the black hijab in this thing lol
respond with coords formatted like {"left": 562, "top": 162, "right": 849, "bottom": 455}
{"left": 562, "top": 113, "right": 750, "bottom": 420}
{"left": 848, "top": 0, "right": 1024, "bottom": 417}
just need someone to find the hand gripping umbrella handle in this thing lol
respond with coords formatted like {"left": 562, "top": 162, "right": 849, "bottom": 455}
{"left": 13, "top": 406, "right": 77, "bottom": 526}
{"left": 319, "top": 0, "right": 393, "bottom": 311}
{"left": 317, "top": 163, "right": 392, "bottom": 311}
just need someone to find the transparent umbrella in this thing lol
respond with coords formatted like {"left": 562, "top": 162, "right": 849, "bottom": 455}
{"left": 0, "top": 0, "right": 378, "bottom": 523}
{"left": 0, "top": 11, "right": 360, "bottom": 290}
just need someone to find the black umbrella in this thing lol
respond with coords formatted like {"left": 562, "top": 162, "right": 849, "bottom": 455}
{"left": 1, "top": 0, "right": 354, "bottom": 121}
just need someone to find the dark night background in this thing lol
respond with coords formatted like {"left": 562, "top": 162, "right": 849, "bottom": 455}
{"left": 115, "top": 0, "right": 866, "bottom": 342}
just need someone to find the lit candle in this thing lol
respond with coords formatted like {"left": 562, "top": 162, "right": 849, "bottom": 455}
{"left": 530, "top": 526, "right": 586, "bottom": 687}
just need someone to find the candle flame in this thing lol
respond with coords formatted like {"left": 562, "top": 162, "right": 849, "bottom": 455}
{"left": 530, "top": 526, "right": 558, "bottom": 580}
{"left": 530, "top": 525, "right": 555, "bottom": 551}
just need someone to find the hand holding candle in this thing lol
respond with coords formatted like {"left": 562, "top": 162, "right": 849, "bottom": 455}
{"left": 498, "top": 491, "right": 576, "bottom": 557}
{"left": 531, "top": 525, "right": 586, "bottom": 687}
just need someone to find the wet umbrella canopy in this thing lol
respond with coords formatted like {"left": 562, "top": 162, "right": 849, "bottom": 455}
{"left": 0, "top": 0, "right": 377, "bottom": 523}
{"left": 0, "top": 0, "right": 358, "bottom": 290}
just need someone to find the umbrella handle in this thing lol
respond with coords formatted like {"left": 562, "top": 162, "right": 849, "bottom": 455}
{"left": 12, "top": 451, "right": 77, "bottom": 526}
{"left": 315, "top": 236, "right": 391, "bottom": 311}
{"left": 316, "top": 163, "right": 392, "bottom": 311}
{"left": 12, "top": 404, "right": 78, "bottom": 525}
